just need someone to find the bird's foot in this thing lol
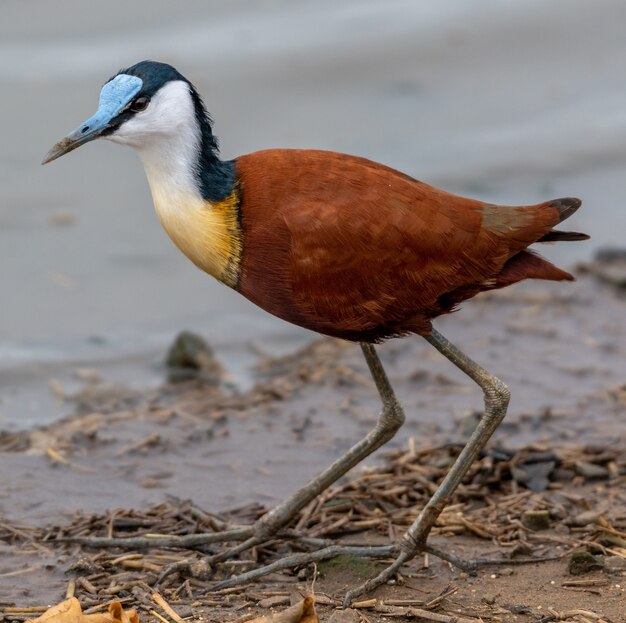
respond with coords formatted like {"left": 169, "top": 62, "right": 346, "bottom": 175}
{"left": 154, "top": 524, "right": 266, "bottom": 585}
{"left": 55, "top": 523, "right": 259, "bottom": 586}
{"left": 210, "top": 542, "right": 399, "bottom": 590}
{"left": 54, "top": 523, "right": 254, "bottom": 551}
{"left": 342, "top": 541, "right": 563, "bottom": 606}
{"left": 155, "top": 525, "right": 324, "bottom": 585}
{"left": 157, "top": 531, "right": 556, "bottom": 595}
{"left": 341, "top": 541, "right": 455, "bottom": 606}
{"left": 157, "top": 529, "right": 488, "bottom": 592}
{"left": 187, "top": 538, "right": 521, "bottom": 594}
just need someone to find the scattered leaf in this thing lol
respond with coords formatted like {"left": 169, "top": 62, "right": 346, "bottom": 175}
{"left": 26, "top": 598, "right": 138, "bottom": 623}
{"left": 248, "top": 596, "right": 318, "bottom": 623}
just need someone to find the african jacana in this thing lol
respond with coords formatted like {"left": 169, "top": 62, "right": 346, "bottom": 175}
{"left": 43, "top": 61, "right": 588, "bottom": 602}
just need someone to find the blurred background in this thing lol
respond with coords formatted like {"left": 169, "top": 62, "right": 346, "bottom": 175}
{"left": 2, "top": 0, "right": 625, "bottom": 429}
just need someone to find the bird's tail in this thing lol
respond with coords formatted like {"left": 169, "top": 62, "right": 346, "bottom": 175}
{"left": 537, "top": 197, "right": 589, "bottom": 243}
{"left": 491, "top": 197, "right": 588, "bottom": 287}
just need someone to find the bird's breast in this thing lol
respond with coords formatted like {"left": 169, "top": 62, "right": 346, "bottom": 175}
{"left": 151, "top": 186, "right": 242, "bottom": 288}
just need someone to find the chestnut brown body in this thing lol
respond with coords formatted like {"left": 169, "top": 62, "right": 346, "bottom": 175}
{"left": 235, "top": 149, "right": 582, "bottom": 341}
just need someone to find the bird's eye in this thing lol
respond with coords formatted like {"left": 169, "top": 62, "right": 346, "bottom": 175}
{"left": 130, "top": 96, "right": 149, "bottom": 112}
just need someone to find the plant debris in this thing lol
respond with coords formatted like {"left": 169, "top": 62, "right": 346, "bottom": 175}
{"left": 1, "top": 440, "right": 625, "bottom": 622}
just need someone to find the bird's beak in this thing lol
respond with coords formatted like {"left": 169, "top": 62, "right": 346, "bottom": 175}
{"left": 42, "top": 74, "right": 142, "bottom": 165}
{"left": 42, "top": 111, "right": 116, "bottom": 164}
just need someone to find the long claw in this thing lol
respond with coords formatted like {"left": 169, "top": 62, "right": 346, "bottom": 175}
{"left": 55, "top": 525, "right": 254, "bottom": 550}
{"left": 157, "top": 557, "right": 214, "bottom": 585}
{"left": 343, "top": 544, "right": 565, "bottom": 607}
{"left": 206, "top": 535, "right": 266, "bottom": 564}
{"left": 211, "top": 544, "right": 397, "bottom": 591}
{"left": 343, "top": 551, "right": 409, "bottom": 607}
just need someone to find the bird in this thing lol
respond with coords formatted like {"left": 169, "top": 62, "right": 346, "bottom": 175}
{"left": 43, "top": 60, "right": 588, "bottom": 602}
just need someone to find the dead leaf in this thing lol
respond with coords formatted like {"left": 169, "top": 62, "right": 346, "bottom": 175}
{"left": 94, "top": 602, "right": 138, "bottom": 623}
{"left": 27, "top": 598, "right": 138, "bottom": 623}
{"left": 248, "top": 596, "right": 318, "bottom": 623}
{"left": 26, "top": 599, "right": 83, "bottom": 623}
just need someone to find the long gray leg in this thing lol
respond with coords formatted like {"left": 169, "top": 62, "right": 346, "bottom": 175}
{"left": 344, "top": 327, "right": 510, "bottom": 605}
{"left": 255, "top": 344, "right": 405, "bottom": 534}
{"left": 209, "top": 343, "right": 406, "bottom": 562}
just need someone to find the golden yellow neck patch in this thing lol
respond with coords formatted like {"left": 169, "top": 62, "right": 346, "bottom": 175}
{"left": 152, "top": 185, "right": 242, "bottom": 288}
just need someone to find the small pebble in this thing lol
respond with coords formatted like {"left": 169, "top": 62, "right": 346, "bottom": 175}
{"left": 575, "top": 461, "right": 609, "bottom": 479}
{"left": 189, "top": 559, "right": 213, "bottom": 580}
{"left": 569, "top": 509, "right": 602, "bottom": 527}
{"left": 568, "top": 550, "right": 604, "bottom": 575}
{"left": 328, "top": 609, "right": 360, "bottom": 623}
{"left": 166, "top": 330, "right": 223, "bottom": 384}
{"left": 605, "top": 556, "right": 626, "bottom": 571}
{"left": 522, "top": 510, "right": 551, "bottom": 531}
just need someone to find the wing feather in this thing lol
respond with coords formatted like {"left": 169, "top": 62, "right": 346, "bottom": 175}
{"left": 236, "top": 149, "right": 568, "bottom": 340}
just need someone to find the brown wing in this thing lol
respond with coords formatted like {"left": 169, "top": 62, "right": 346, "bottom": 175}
{"left": 236, "top": 149, "right": 576, "bottom": 341}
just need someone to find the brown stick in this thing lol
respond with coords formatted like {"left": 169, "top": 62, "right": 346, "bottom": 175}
{"left": 151, "top": 592, "right": 185, "bottom": 623}
{"left": 375, "top": 604, "right": 482, "bottom": 623}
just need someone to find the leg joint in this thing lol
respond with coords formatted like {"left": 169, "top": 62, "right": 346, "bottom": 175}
{"left": 379, "top": 399, "right": 405, "bottom": 432}
{"left": 399, "top": 532, "right": 423, "bottom": 555}
{"left": 485, "top": 377, "right": 510, "bottom": 408}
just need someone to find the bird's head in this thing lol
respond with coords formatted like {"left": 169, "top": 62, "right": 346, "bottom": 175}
{"left": 42, "top": 60, "right": 213, "bottom": 164}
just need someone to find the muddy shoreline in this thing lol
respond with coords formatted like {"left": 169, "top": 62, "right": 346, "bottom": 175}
{"left": 1, "top": 262, "right": 625, "bottom": 621}
{"left": 4, "top": 0, "right": 626, "bottom": 409}
{"left": 2, "top": 265, "right": 624, "bottom": 525}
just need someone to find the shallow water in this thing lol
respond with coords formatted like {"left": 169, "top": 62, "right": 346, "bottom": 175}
{"left": 1, "top": 0, "right": 626, "bottom": 428}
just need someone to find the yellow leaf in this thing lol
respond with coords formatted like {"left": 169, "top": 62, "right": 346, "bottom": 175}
{"left": 27, "top": 598, "right": 83, "bottom": 623}
{"left": 27, "top": 599, "right": 138, "bottom": 623}
{"left": 248, "top": 596, "right": 318, "bottom": 623}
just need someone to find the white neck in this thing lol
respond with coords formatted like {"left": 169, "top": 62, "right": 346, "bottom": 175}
{"left": 107, "top": 80, "right": 240, "bottom": 283}
{"left": 109, "top": 80, "right": 203, "bottom": 209}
